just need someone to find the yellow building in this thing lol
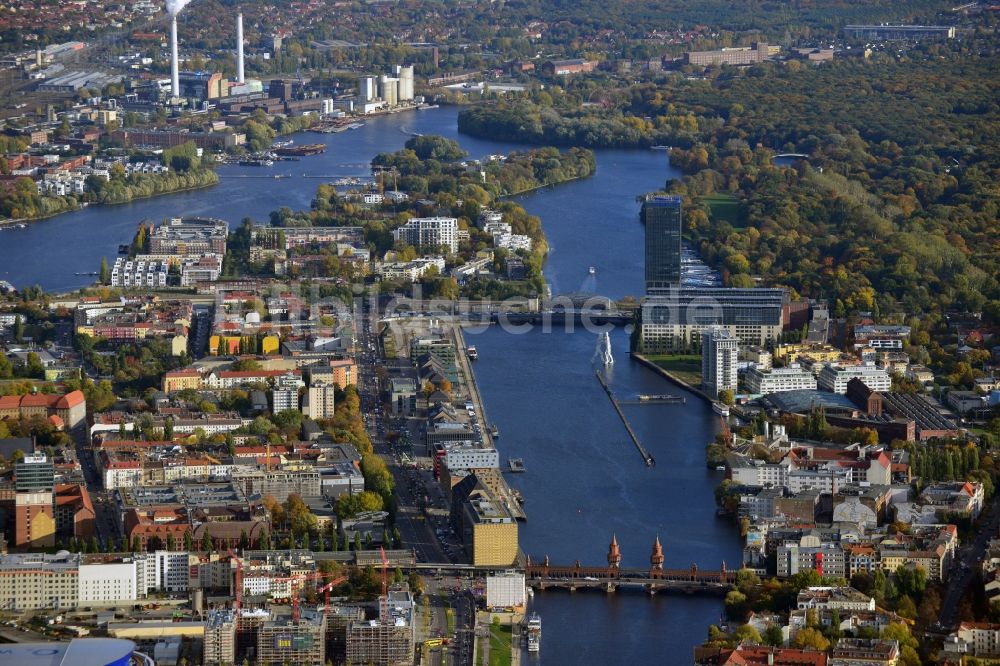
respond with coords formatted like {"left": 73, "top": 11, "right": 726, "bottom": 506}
{"left": 458, "top": 489, "right": 518, "bottom": 567}
{"left": 774, "top": 343, "right": 844, "bottom": 365}
{"left": 209, "top": 334, "right": 280, "bottom": 355}
{"left": 162, "top": 369, "right": 202, "bottom": 392}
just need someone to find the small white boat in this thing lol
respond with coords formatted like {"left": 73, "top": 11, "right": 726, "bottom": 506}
{"left": 588, "top": 266, "right": 596, "bottom": 275}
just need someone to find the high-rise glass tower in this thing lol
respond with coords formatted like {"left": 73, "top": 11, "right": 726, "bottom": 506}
{"left": 642, "top": 195, "right": 683, "bottom": 294}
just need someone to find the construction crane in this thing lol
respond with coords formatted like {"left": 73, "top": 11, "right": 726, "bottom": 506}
{"left": 317, "top": 574, "right": 349, "bottom": 615}
{"left": 268, "top": 571, "right": 349, "bottom": 623}
{"left": 379, "top": 546, "right": 389, "bottom": 621}
{"left": 227, "top": 549, "right": 244, "bottom": 629}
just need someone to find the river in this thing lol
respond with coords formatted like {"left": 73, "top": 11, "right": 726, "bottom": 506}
{"left": 0, "top": 107, "right": 741, "bottom": 662}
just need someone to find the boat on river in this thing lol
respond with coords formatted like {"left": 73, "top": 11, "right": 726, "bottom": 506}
{"left": 526, "top": 614, "right": 541, "bottom": 652}
{"left": 712, "top": 401, "right": 730, "bottom": 417}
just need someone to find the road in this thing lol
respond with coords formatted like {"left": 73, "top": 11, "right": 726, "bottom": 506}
{"left": 938, "top": 495, "right": 1000, "bottom": 629}
{"left": 355, "top": 301, "right": 453, "bottom": 564}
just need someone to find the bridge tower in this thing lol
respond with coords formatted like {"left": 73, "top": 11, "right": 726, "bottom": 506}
{"left": 650, "top": 535, "right": 664, "bottom": 570}
{"left": 607, "top": 534, "right": 621, "bottom": 569}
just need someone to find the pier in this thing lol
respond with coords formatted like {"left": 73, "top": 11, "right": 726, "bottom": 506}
{"left": 595, "top": 370, "right": 655, "bottom": 466}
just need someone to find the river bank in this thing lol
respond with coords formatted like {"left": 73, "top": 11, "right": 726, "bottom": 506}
{"left": 632, "top": 352, "right": 715, "bottom": 404}
{"left": 0, "top": 172, "right": 219, "bottom": 228}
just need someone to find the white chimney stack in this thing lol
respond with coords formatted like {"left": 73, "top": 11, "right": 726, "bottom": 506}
{"left": 236, "top": 12, "right": 245, "bottom": 84}
{"left": 170, "top": 15, "right": 180, "bottom": 98}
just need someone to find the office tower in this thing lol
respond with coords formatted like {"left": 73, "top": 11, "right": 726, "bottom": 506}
{"left": 643, "top": 195, "right": 683, "bottom": 294}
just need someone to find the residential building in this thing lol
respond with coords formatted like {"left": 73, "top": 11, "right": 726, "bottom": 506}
{"left": 329, "top": 358, "right": 357, "bottom": 388}
{"left": 702, "top": 327, "right": 738, "bottom": 399}
{"left": 686, "top": 42, "right": 770, "bottom": 66}
{"left": 797, "top": 587, "right": 875, "bottom": 612}
{"left": 110, "top": 258, "right": 169, "bottom": 288}
{"left": 392, "top": 217, "right": 458, "bottom": 253}
{"left": 134, "top": 550, "right": 189, "bottom": 594}
{"left": 745, "top": 364, "right": 818, "bottom": 394}
{"left": 149, "top": 217, "right": 228, "bottom": 256}
{"left": 0, "top": 551, "right": 80, "bottom": 610}
{"left": 694, "top": 645, "right": 828, "bottom": 666}
{"left": 410, "top": 337, "right": 457, "bottom": 368}
{"left": 78, "top": 558, "right": 137, "bottom": 605}
{"left": 643, "top": 195, "right": 682, "bottom": 294}
{"left": 829, "top": 638, "right": 899, "bottom": 665}
{"left": 777, "top": 537, "right": 846, "bottom": 579}
{"left": 944, "top": 622, "right": 1000, "bottom": 660}
{"left": 818, "top": 363, "right": 891, "bottom": 394}
{"left": 180, "top": 254, "right": 224, "bottom": 286}
{"left": 305, "top": 383, "right": 336, "bottom": 420}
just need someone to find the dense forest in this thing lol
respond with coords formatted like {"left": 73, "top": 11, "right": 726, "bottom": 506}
{"left": 461, "top": 37, "right": 1000, "bottom": 325}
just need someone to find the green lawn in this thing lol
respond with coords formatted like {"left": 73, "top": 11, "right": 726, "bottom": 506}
{"left": 645, "top": 354, "right": 702, "bottom": 387}
{"left": 700, "top": 193, "right": 742, "bottom": 226}
{"left": 489, "top": 624, "right": 514, "bottom": 666}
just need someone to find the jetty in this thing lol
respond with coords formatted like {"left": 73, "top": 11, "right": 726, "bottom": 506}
{"left": 594, "top": 370, "right": 655, "bottom": 466}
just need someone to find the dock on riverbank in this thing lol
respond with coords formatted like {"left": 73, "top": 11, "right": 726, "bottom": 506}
{"left": 631, "top": 352, "right": 714, "bottom": 404}
{"left": 453, "top": 324, "right": 526, "bottom": 521}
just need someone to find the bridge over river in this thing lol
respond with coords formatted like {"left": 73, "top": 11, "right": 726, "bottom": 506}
{"left": 525, "top": 536, "right": 736, "bottom": 595}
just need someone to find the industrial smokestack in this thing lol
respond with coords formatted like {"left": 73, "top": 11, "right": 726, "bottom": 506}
{"left": 236, "top": 12, "right": 245, "bottom": 84}
{"left": 170, "top": 15, "right": 180, "bottom": 98}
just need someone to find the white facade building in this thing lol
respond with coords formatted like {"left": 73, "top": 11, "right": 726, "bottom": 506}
{"left": 745, "top": 364, "right": 818, "bottom": 394}
{"left": 110, "top": 258, "right": 169, "bottom": 289}
{"left": 486, "top": 572, "right": 526, "bottom": 609}
{"left": 443, "top": 445, "right": 499, "bottom": 471}
{"left": 703, "top": 327, "right": 738, "bottom": 399}
{"left": 78, "top": 560, "right": 138, "bottom": 604}
{"left": 817, "top": 363, "right": 891, "bottom": 394}
{"left": 135, "top": 550, "right": 190, "bottom": 593}
{"left": 392, "top": 217, "right": 458, "bottom": 253}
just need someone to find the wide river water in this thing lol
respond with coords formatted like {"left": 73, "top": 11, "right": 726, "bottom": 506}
{"left": 0, "top": 107, "right": 739, "bottom": 662}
